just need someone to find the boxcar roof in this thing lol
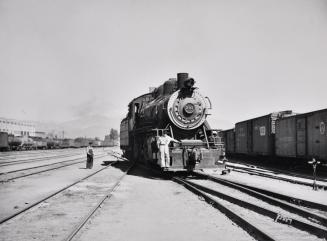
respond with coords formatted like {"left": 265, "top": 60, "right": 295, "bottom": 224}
{"left": 235, "top": 110, "right": 294, "bottom": 124}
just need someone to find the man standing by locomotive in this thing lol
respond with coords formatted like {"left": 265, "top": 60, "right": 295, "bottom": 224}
{"left": 157, "top": 132, "right": 180, "bottom": 170}
{"left": 86, "top": 142, "right": 94, "bottom": 169}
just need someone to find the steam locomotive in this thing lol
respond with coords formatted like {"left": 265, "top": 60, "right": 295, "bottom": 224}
{"left": 120, "top": 73, "right": 225, "bottom": 171}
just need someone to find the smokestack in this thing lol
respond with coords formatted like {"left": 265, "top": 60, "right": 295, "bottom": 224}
{"left": 177, "top": 73, "right": 189, "bottom": 89}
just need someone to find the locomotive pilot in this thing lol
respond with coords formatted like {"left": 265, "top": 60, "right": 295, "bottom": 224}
{"left": 157, "top": 132, "right": 180, "bottom": 170}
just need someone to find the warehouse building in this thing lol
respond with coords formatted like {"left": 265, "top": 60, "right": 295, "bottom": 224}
{"left": 0, "top": 117, "right": 36, "bottom": 137}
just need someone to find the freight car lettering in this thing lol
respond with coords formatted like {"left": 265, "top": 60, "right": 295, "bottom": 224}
{"left": 259, "top": 126, "right": 266, "bottom": 136}
{"left": 275, "top": 214, "right": 292, "bottom": 225}
{"left": 320, "top": 122, "right": 325, "bottom": 135}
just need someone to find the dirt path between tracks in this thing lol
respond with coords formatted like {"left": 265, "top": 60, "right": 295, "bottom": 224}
{"left": 75, "top": 166, "right": 255, "bottom": 241}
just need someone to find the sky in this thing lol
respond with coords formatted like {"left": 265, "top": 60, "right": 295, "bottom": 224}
{"left": 0, "top": 0, "right": 326, "bottom": 137}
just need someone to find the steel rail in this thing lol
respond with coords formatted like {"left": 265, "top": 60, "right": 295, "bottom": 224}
{"left": 193, "top": 171, "right": 327, "bottom": 227}
{"left": 183, "top": 178, "right": 327, "bottom": 239}
{"left": 0, "top": 152, "right": 83, "bottom": 166}
{"left": 136, "top": 164, "right": 276, "bottom": 241}
{"left": 0, "top": 154, "right": 105, "bottom": 175}
{"left": 0, "top": 160, "right": 118, "bottom": 225}
{"left": 63, "top": 162, "right": 135, "bottom": 241}
{"left": 228, "top": 167, "right": 327, "bottom": 190}
{"left": 222, "top": 179, "right": 327, "bottom": 212}
{"left": 1, "top": 154, "right": 108, "bottom": 182}
{"left": 0, "top": 149, "right": 83, "bottom": 159}
{"left": 173, "top": 177, "right": 277, "bottom": 241}
{"left": 226, "top": 161, "right": 327, "bottom": 183}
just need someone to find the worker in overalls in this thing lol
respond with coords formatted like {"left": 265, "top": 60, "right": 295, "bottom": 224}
{"left": 86, "top": 142, "right": 94, "bottom": 169}
{"left": 157, "top": 132, "right": 180, "bottom": 170}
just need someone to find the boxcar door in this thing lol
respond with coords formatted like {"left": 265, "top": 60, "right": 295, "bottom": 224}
{"left": 296, "top": 117, "right": 306, "bottom": 157}
{"left": 307, "top": 111, "right": 327, "bottom": 160}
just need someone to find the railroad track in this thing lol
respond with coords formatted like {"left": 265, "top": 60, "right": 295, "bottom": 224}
{"left": 63, "top": 161, "right": 134, "bottom": 241}
{"left": 0, "top": 153, "right": 108, "bottom": 182}
{"left": 226, "top": 164, "right": 327, "bottom": 190}
{"left": 0, "top": 158, "right": 131, "bottom": 225}
{"left": 0, "top": 159, "right": 134, "bottom": 241}
{"left": 102, "top": 162, "right": 327, "bottom": 241}
{"left": 0, "top": 152, "right": 84, "bottom": 167}
{"left": 0, "top": 149, "right": 81, "bottom": 160}
{"left": 226, "top": 161, "right": 327, "bottom": 182}
{"left": 173, "top": 171, "right": 327, "bottom": 241}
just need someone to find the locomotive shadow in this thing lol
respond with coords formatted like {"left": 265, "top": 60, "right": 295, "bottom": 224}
{"left": 127, "top": 162, "right": 192, "bottom": 181}
{"left": 106, "top": 158, "right": 191, "bottom": 180}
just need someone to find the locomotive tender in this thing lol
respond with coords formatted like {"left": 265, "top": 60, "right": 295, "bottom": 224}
{"left": 120, "top": 73, "right": 225, "bottom": 171}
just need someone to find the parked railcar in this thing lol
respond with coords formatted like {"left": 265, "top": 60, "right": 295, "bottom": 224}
{"left": 75, "top": 137, "right": 91, "bottom": 148}
{"left": 276, "top": 108, "right": 327, "bottom": 161}
{"left": 8, "top": 134, "right": 22, "bottom": 150}
{"left": 235, "top": 120, "right": 252, "bottom": 155}
{"left": 222, "top": 129, "right": 235, "bottom": 155}
{"left": 275, "top": 114, "right": 306, "bottom": 158}
{"left": 31, "top": 137, "right": 47, "bottom": 149}
{"left": 46, "top": 138, "right": 61, "bottom": 149}
{"left": 120, "top": 73, "right": 225, "bottom": 171}
{"left": 235, "top": 111, "right": 293, "bottom": 156}
{"left": 60, "top": 139, "right": 75, "bottom": 148}
{"left": 0, "top": 132, "right": 9, "bottom": 151}
{"left": 225, "top": 108, "right": 326, "bottom": 163}
{"left": 306, "top": 109, "right": 327, "bottom": 161}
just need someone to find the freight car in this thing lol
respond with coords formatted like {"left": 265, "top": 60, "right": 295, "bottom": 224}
{"left": 275, "top": 108, "right": 327, "bottom": 161}
{"left": 31, "top": 136, "right": 47, "bottom": 149}
{"left": 0, "top": 132, "right": 9, "bottom": 151}
{"left": 60, "top": 138, "right": 75, "bottom": 148}
{"left": 8, "top": 135, "right": 35, "bottom": 150}
{"left": 120, "top": 73, "right": 225, "bottom": 171}
{"left": 46, "top": 138, "right": 61, "bottom": 149}
{"left": 222, "top": 129, "right": 235, "bottom": 155}
{"left": 234, "top": 111, "right": 293, "bottom": 156}
{"left": 224, "top": 108, "right": 327, "bottom": 162}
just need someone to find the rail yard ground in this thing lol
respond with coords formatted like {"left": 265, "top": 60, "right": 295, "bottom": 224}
{"left": 0, "top": 148, "right": 327, "bottom": 241}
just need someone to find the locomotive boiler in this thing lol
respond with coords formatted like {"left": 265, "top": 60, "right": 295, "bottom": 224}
{"left": 120, "top": 73, "right": 225, "bottom": 171}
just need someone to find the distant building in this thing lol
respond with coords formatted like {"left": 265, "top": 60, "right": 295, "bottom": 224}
{"left": 0, "top": 117, "right": 36, "bottom": 137}
{"left": 35, "top": 131, "right": 47, "bottom": 138}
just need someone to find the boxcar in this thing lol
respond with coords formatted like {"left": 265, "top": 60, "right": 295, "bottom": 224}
{"left": 275, "top": 109, "right": 327, "bottom": 161}
{"left": 252, "top": 114, "right": 277, "bottom": 156}
{"left": 223, "top": 129, "right": 235, "bottom": 155}
{"left": 31, "top": 137, "right": 47, "bottom": 149}
{"left": 0, "top": 132, "right": 9, "bottom": 151}
{"left": 307, "top": 108, "right": 327, "bottom": 160}
{"left": 235, "top": 120, "right": 252, "bottom": 154}
{"left": 235, "top": 111, "right": 293, "bottom": 156}
{"left": 275, "top": 114, "right": 306, "bottom": 158}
